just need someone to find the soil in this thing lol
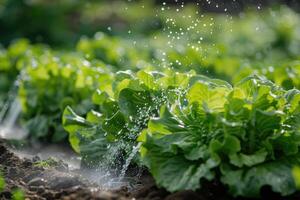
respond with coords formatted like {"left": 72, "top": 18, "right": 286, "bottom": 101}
{"left": 1, "top": 140, "right": 300, "bottom": 200}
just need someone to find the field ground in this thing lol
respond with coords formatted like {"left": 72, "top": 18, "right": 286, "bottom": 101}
{"left": 1, "top": 140, "right": 300, "bottom": 200}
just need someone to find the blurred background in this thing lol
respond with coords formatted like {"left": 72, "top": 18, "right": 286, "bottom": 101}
{"left": 0, "top": 0, "right": 299, "bottom": 47}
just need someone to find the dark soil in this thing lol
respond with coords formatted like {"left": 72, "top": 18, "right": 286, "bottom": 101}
{"left": 1, "top": 140, "right": 300, "bottom": 200}
{"left": 0, "top": 140, "right": 128, "bottom": 200}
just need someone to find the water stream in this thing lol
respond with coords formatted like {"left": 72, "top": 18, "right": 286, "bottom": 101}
{"left": 119, "top": 142, "right": 142, "bottom": 179}
{"left": 0, "top": 98, "right": 27, "bottom": 139}
{"left": 0, "top": 98, "right": 11, "bottom": 123}
{"left": 90, "top": 142, "right": 143, "bottom": 189}
{"left": 0, "top": 73, "right": 28, "bottom": 140}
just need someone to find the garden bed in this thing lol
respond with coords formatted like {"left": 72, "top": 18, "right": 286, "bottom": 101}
{"left": 1, "top": 140, "right": 300, "bottom": 200}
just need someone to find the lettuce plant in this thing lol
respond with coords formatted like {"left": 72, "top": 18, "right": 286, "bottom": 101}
{"left": 18, "top": 49, "right": 111, "bottom": 142}
{"left": 62, "top": 70, "right": 195, "bottom": 167}
{"left": 140, "top": 75, "right": 300, "bottom": 198}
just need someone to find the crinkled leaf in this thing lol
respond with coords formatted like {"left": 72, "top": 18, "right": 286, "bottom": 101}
{"left": 137, "top": 71, "right": 157, "bottom": 90}
{"left": 118, "top": 88, "right": 152, "bottom": 118}
{"left": 92, "top": 90, "right": 109, "bottom": 105}
{"left": 102, "top": 111, "right": 127, "bottom": 138}
{"left": 187, "top": 81, "right": 230, "bottom": 112}
{"left": 145, "top": 151, "right": 218, "bottom": 192}
{"left": 229, "top": 149, "right": 268, "bottom": 167}
{"left": 221, "top": 159, "right": 298, "bottom": 198}
{"left": 210, "top": 135, "right": 241, "bottom": 156}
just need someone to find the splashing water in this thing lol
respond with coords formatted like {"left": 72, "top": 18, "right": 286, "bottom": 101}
{"left": 0, "top": 85, "right": 19, "bottom": 123}
{"left": 0, "top": 98, "right": 27, "bottom": 139}
{"left": 0, "top": 99, "right": 10, "bottom": 123}
{"left": 119, "top": 142, "right": 142, "bottom": 180}
{"left": 2, "top": 98, "right": 21, "bottom": 127}
{"left": 0, "top": 72, "right": 28, "bottom": 139}
{"left": 97, "top": 142, "right": 142, "bottom": 189}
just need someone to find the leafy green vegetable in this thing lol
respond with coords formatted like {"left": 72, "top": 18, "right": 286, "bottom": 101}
{"left": 17, "top": 48, "right": 111, "bottom": 142}
{"left": 141, "top": 75, "right": 300, "bottom": 197}
{"left": 63, "top": 70, "right": 194, "bottom": 167}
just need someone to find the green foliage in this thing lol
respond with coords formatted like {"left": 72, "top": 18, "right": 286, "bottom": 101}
{"left": 0, "top": 39, "right": 33, "bottom": 107}
{"left": 0, "top": 0, "right": 161, "bottom": 47}
{"left": 0, "top": 39, "right": 113, "bottom": 142}
{"left": 292, "top": 166, "right": 300, "bottom": 189}
{"left": 0, "top": 172, "right": 24, "bottom": 200}
{"left": 34, "top": 157, "right": 62, "bottom": 168}
{"left": 16, "top": 48, "right": 112, "bottom": 142}
{"left": 62, "top": 70, "right": 193, "bottom": 167}
{"left": 0, "top": 172, "right": 5, "bottom": 191}
{"left": 141, "top": 75, "right": 300, "bottom": 197}
{"left": 12, "top": 189, "right": 24, "bottom": 200}
{"left": 77, "top": 33, "right": 151, "bottom": 71}
{"left": 1, "top": 6, "right": 299, "bottom": 143}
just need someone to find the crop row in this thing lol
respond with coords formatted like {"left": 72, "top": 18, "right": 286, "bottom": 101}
{"left": 0, "top": 7, "right": 300, "bottom": 198}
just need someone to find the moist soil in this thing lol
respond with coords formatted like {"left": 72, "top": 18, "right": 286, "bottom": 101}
{"left": 1, "top": 140, "right": 300, "bottom": 200}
